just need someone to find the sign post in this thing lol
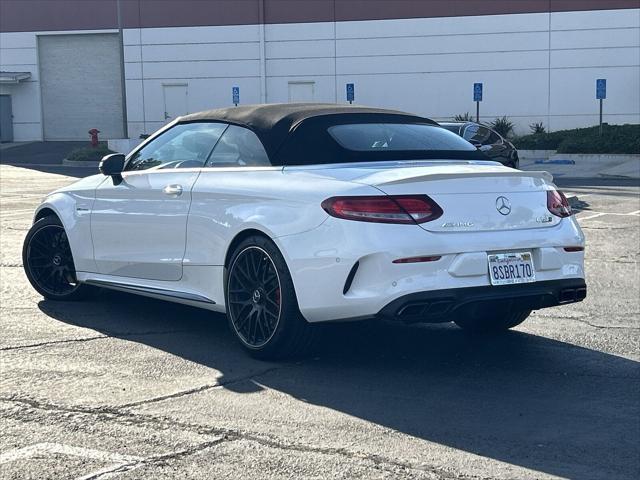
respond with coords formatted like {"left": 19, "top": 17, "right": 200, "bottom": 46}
{"left": 346, "top": 83, "right": 355, "bottom": 104}
{"left": 473, "top": 83, "right": 483, "bottom": 123}
{"left": 596, "top": 79, "right": 606, "bottom": 136}
{"left": 232, "top": 86, "right": 240, "bottom": 106}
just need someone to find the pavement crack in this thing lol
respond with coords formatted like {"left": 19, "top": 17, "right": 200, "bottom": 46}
{"left": 0, "top": 396, "right": 125, "bottom": 420}
{"left": 118, "top": 384, "right": 220, "bottom": 409}
{"left": 118, "top": 366, "right": 284, "bottom": 408}
{"left": 0, "top": 395, "right": 469, "bottom": 479}
{"left": 563, "top": 317, "right": 640, "bottom": 330}
{"left": 81, "top": 438, "right": 229, "bottom": 479}
{"left": 0, "top": 329, "right": 196, "bottom": 352}
{"left": 0, "top": 335, "right": 107, "bottom": 351}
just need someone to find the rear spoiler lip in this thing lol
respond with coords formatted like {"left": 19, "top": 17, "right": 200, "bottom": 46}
{"left": 370, "top": 170, "right": 554, "bottom": 186}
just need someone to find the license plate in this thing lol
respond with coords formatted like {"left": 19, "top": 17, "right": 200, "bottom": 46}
{"left": 488, "top": 252, "right": 536, "bottom": 286}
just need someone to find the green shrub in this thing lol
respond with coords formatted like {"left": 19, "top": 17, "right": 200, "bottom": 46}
{"left": 489, "top": 116, "right": 515, "bottom": 138}
{"left": 513, "top": 124, "right": 640, "bottom": 154}
{"left": 453, "top": 112, "right": 473, "bottom": 121}
{"left": 529, "top": 122, "right": 546, "bottom": 134}
{"left": 66, "top": 143, "right": 115, "bottom": 162}
{"left": 513, "top": 130, "right": 567, "bottom": 150}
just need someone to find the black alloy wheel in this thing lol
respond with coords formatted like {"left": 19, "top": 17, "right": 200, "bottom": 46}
{"left": 225, "top": 236, "right": 316, "bottom": 359}
{"left": 23, "top": 216, "right": 91, "bottom": 300}
{"left": 227, "top": 246, "right": 282, "bottom": 348}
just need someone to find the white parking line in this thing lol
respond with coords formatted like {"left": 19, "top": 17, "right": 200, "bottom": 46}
{"left": 0, "top": 442, "right": 144, "bottom": 480}
{"left": 579, "top": 211, "right": 640, "bottom": 221}
{"left": 579, "top": 213, "right": 606, "bottom": 221}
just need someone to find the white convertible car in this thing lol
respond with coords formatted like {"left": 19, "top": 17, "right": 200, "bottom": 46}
{"left": 23, "top": 104, "right": 586, "bottom": 358}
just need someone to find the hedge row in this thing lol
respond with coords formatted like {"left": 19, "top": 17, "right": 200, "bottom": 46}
{"left": 513, "top": 124, "right": 640, "bottom": 154}
{"left": 66, "top": 143, "right": 115, "bottom": 162}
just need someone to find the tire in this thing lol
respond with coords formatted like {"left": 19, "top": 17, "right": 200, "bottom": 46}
{"left": 225, "top": 235, "right": 315, "bottom": 360}
{"left": 22, "top": 216, "right": 93, "bottom": 301}
{"left": 454, "top": 308, "right": 531, "bottom": 333}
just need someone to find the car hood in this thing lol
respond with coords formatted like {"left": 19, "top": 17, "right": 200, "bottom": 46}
{"left": 48, "top": 173, "right": 106, "bottom": 196}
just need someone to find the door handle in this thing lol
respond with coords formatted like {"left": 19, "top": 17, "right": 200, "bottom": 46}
{"left": 163, "top": 184, "right": 183, "bottom": 196}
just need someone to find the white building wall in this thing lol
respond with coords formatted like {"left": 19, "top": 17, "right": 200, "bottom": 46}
{"left": 121, "top": 24, "right": 263, "bottom": 139}
{"left": 548, "top": 9, "right": 640, "bottom": 130}
{"left": 119, "top": 7, "right": 640, "bottom": 136}
{"left": 1, "top": 8, "right": 638, "bottom": 141}
{"left": 0, "top": 31, "right": 42, "bottom": 141}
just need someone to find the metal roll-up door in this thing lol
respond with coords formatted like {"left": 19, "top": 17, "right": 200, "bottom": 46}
{"left": 38, "top": 34, "right": 124, "bottom": 140}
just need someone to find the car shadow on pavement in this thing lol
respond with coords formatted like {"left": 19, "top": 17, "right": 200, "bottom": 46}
{"left": 39, "top": 289, "right": 639, "bottom": 480}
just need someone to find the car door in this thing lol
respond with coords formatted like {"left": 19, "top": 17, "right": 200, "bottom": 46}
{"left": 183, "top": 124, "right": 277, "bottom": 268}
{"left": 481, "top": 129, "right": 510, "bottom": 162}
{"left": 91, "top": 122, "right": 227, "bottom": 281}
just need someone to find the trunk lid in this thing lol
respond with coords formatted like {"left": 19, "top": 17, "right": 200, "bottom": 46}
{"left": 290, "top": 161, "right": 559, "bottom": 232}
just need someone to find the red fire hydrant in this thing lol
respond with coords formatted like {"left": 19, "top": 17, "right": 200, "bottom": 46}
{"left": 88, "top": 128, "right": 100, "bottom": 147}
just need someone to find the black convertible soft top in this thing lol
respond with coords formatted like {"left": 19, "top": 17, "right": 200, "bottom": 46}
{"left": 179, "top": 103, "right": 483, "bottom": 166}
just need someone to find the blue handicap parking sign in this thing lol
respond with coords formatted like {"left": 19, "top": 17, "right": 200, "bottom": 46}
{"left": 232, "top": 86, "right": 240, "bottom": 105}
{"left": 596, "top": 79, "right": 606, "bottom": 100}
{"left": 473, "top": 83, "right": 483, "bottom": 102}
{"left": 346, "top": 83, "right": 355, "bottom": 102}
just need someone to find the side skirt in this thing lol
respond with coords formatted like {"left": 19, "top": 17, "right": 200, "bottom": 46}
{"left": 82, "top": 277, "right": 223, "bottom": 312}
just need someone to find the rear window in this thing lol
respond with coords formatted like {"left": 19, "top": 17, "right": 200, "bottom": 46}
{"left": 328, "top": 123, "right": 476, "bottom": 152}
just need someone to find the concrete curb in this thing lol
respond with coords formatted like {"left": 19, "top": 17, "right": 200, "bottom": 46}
{"left": 520, "top": 152, "right": 640, "bottom": 179}
{"left": 518, "top": 150, "right": 557, "bottom": 161}
{"left": 62, "top": 158, "right": 100, "bottom": 167}
{"left": 0, "top": 141, "right": 36, "bottom": 152}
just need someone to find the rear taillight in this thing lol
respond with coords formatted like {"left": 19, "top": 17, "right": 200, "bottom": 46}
{"left": 321, "top": 195, "right": 443, "bottom": 224}
{"left": 547, "top": 189, "right": 572, "bottom": 218}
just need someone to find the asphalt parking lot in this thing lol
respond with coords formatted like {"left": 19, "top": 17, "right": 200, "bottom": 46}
{"left": 1, "top": 163, "right": 639, "bottom": 480}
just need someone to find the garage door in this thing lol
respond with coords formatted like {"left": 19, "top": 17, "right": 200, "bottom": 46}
{"left": 39, "top": 34, "right": 124, "bottom": 140}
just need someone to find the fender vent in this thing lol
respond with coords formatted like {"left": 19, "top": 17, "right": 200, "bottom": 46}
{"left": 343, "top": 261, "right": 360, "bottom": 295}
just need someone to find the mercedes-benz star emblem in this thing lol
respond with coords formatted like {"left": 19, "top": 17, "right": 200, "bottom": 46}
{"left": 496, "top": 196, "right": 512, "bottom": 215}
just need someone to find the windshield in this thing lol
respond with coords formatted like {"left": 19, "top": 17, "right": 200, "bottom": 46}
{"left": 328, "top": 124, "right": 476, "bottom": 152}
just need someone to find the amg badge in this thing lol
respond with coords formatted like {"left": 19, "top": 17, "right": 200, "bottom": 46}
{"left": 442, "top": 221, "right": 475, "bottom": 228}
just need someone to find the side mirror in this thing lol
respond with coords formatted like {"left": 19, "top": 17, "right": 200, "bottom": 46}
{"left": 99, "top": 153, "right": 125, "bottom": 182}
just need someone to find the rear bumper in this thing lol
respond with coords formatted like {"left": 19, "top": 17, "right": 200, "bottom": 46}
{"left": 378, "top": 278, "right": 587, "bottom": 323}
{"left": 277, "top": 215, "right": 585, "bottom": 323}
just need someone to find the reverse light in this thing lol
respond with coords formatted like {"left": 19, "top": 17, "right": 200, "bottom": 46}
{"left": 547, "top": 189, "right": 572, "bottom": 218}
{"left": 321, "top": 195, "right": 443, "bottom": 224}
